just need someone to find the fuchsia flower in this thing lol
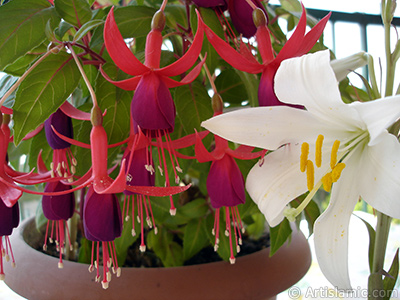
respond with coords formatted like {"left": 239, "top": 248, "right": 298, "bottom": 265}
{"left": 83, "top": 187, "right": 122, "bottom": 289}
{"left": 195, "top": 110, "right": 265, "bottom": 263}
{"left": 101, "top": 7, "right": 205, "bottom": 136}
{"left": 101, "top": 8, "right": 205, "bottom": 192}
{"left": 201, "top": 6, "right": 330, "bottom": 106}
{"left": 227, "top": 0, "right": 267, "bottom": 38}
{"left": 0, "top": 201, "right": 19, "bottom": 280}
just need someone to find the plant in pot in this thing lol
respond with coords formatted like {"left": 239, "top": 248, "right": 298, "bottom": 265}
{"left": 1, "top": 0, "right": 398, "bottom": 299}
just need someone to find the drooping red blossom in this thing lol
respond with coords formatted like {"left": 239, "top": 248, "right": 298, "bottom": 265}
{"left": 0, "top": 201, "right": 19, "bottom": 280}
{"left": 195, "top": 109, "right": 266, "bottom": 263}
{"left": 120, "top": 123, "right": 209, "bottom": 251}
{"left": 83, "top": 186, "right": 122, "bottom": 289}
{"left": 50, "top": 106, "right": 192, "bottom": 198}
{"left": 201, "top": 6, "right": 330, "bottom": 106}
{"left": 101, "top": 7, "right": 205, "bottom": 136}
{"left": 228, "top": 0, "right": 267, "bottom": 38}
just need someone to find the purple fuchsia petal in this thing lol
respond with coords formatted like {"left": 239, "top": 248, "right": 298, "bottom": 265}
{"left": 44, "top": 108, "right": 73, "bottom": 150}
{"left": 131, "top": 73, "right": 175, "bottom": 133}
{"left": 42, "top": 181, "right": 75, "bottom": 221}
{"left": 0, "top": 200, "right": 19, "bottom": 236}
{"left": 124, "top": 148, "right": 155, "bottom": 196}
{"left": 207, "top": 154, "right": 246, "bottom": 208}
{"left": 228, "top": 0, "right": 267, "bottom": 38}
{"left": 83, "top": 187, "right": 122, "bottom": 242}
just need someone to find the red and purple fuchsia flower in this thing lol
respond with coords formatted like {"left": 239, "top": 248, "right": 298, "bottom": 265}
{"left": 201, "top": 5, "right": 330, "bottom": 106}
{"left": 41, "top": 108, "right": 76, "bottom": 268}
{"left": 195, "top": 95, "right": 266, "bottom": 263}
{"left": 101, "top": 6, "right": 205, "bottom": 215}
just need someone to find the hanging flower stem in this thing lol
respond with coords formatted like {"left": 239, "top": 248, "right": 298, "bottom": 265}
{"left": 67, "top": 43, "right": 99, "bottom": 107}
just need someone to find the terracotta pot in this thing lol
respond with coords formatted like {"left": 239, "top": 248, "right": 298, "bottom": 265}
{"left": 4, "top": 218, "right": 311, "bottom": 300}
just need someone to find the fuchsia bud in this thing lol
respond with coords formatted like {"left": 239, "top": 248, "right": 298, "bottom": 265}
{"left": 44, "top": 108, "right": 73, "bottom": 150}
{"left": 228, "top": 0, "right": 267, "bottom": 38}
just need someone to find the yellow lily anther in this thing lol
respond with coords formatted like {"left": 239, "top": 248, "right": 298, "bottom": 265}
{"left": 330, "top": 140, "right": 340, "bottom": 169}
{"left": 315, "top": 135, "right": 324, "bottom": 168}
{"left": 321, "top": 173, "right": 333, "bottom": 192}
{"left": 306, "top": 160, "right": 314, "bottom": 192}
{"left": 332, "top": 163, "right": 346, "bottom": 182}
{"left": 300, "top": 142, "right": 309, "bottom": 172}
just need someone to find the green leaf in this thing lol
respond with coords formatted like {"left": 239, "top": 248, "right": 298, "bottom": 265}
{"left": 0, "top": 74, "right": 18, "bottom": 108}
{"left": 174, "top": 82, "right": 213, "bottom": 135}
{"left": 113, "top": 6, "right": 156, "bottom": 39}
{"left": 215, "top": 69, "right": 248, "bottom": 105}
{"left": 54, "top": 0, "right": 92, "bottom": 28}
{"left": 183, "top": 218, "right": 209, "bottom": 261}
{"left": 77, "top": 237, "right": 92, "bottom": 264}
{"left": 147, "top": 227, "right": 184, "bottom": 267}
{"left": 382, "top": 249, "right": 399, "bottom": 300}
{"left": 355, "top": 214, "right": 376, "bottom": 273}
{"left": 73, "top": 19, "right": 105, "bottom": 42}
{"left": 114, "top": 216, "right": 139, "bottom": 266}
{"left": 35, "top": 200, "right": 47, "bottom": 230}
{"left": 3, "top": 43, "right": 48, "bottom": 76}
{"left": 205, "top": 213, "right": 232, "bottom": 262}
{"left": 269, "top": 218, "right": 292, "bottom": 256}
{"left": 95, "top": 63, "right": 132, "bottom": 165}
{"left": 246, "top": 213, "right": 266, "bottom": 239}
{"left": 0, "top": 0, "right": 59, "bottom": 70}
{"left": 165, "top": 5, "right": 187, "bottom": 30}
{"left": 13, "top": 51, "right": 80, "bottom": 145}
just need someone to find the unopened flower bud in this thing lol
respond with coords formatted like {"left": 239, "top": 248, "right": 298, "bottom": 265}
{"left": 253, "top": 8, "right": 267, "bottom": 27}
{"left": 2, "top": 114, "right": 10, "bottom": 126}
{"left": 212, "top": 93, "right": 223, "bottom": 114}
{"left": 90, "top": 105, "right": 103, "bottom": 126}
{"left": 330, "top": 52, "right": 368, "bottom": 82}
{"left": 151, "top": 10, "right": 166, "bottom": 32}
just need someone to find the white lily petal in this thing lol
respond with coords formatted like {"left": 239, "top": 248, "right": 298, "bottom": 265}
{"left": 357, "top": 133, "right": 400, "bottom": 218}
{"left": 246, "top": 145, "right": 306, "bottom": 226}
{"left": 274, "top": 50, "right": 364, "bottom": 130}
{"left": 350, "top": 94, "right": 400, "bottom": 146}
{"left": 246, "top": 144, "right": 329, "bottom": 227}
{"left": 314, "top": 152, "right": 361, "bottom": 291}
{"left": 201, "top": 107, "right": 345, "bottom": 151}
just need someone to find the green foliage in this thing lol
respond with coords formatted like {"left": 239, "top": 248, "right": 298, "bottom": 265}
{"left": 54, "top": 0, "right": 92, "bottom": 28}
{"left": 0, "top": 0, "right": 59, "bottom": 70}
{"left": 269, "top": 218, "right": 292, "bottom": 256}
{"left": 13, "top": 51, "right": 80, "bottom": 144}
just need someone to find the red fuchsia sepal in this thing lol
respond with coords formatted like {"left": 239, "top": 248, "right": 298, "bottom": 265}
{"left": 201, "top": 5, "right": 330, "bottom": 106}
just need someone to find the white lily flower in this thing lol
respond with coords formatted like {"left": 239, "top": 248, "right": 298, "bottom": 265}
{"left": 201, "top": 50, "right": 400, "bottom": 290}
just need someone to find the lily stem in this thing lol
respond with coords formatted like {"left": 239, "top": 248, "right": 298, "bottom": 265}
{"left": 383, "top": 1, "right": 395, "bottom": 97}
{"left": 369, "top": 211, "right": 392, "bottom": 300}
